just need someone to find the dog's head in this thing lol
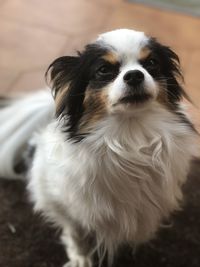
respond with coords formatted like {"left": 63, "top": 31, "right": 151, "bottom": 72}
{"left": 47, "top": 29, "right": 187, "bottom": 140}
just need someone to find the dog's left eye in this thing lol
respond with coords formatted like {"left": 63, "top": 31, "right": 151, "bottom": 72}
{"left": 140, "top": 57, "right": 160, "bottom": 76}
{"left": 145, "top": 57, "right": 159, "bottom": 68}
{"left": 149, "top": 58, "right": 158, "bottom": 66}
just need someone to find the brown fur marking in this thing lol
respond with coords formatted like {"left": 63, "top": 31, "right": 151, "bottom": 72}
{"left": 55, "top": 85, "right": 70, "bottom": 114}
{"left": 139, "top": 47, "right": 151, "bottom": 61}
{"left": 102, "top": 52, "right": 118, "bottom": 64}
{"left": 79, "top": 87, "right": 108, "bottom": 133}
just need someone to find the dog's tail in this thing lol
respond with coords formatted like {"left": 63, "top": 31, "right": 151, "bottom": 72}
{"left": 0, "top": 90, "right": 55, "bottom": 180}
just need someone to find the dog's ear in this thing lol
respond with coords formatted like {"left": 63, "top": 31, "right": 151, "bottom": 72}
{"left": 46, "top": 54, "right": 90, "bottom": 136}
{"left": 46, "top": 56, "right": 80, "bottom": 97}
{"left": 150, "top": 39, "right": 190, "bottom": 104}
{"left": 46, "top": 56, "right": 80, "bottom": 115}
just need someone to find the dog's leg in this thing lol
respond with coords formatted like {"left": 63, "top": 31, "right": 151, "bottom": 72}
{"left": 61, "top": 223, "right": 94, "bottom": 267}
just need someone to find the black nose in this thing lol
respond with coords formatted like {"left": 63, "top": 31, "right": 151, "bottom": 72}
{"left": 123, "top": 70, "right": 144, "bottom": 86}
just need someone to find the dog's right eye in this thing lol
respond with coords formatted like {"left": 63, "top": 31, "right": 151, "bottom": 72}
{"left": 93, "top": 62, "right": 120, "bottom": 82}
{"left": 96, "top": 65, "right": 112, "bottom": 75}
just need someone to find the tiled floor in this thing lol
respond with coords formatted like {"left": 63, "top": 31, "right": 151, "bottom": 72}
{"left": 0, "top": 0, "right": 200, "bottom": 126}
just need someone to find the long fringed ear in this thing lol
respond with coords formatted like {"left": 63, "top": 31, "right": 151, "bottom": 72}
{"left": 45, "top": 56, "right": 80, "bottom": 115}
{"left": 46, "top": 54, "right": 89, "bottom": 137}
{"left": 150, "top": 39, "right": 191, "bottom": 104}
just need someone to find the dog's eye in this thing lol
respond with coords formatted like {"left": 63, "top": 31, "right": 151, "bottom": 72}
{"left": 140, "top": 57, "right": 160, "bottom": 75}
{"left": 149, "top": 58, "right": 158, "bottom": 66}
{"left": 93, "top": 62, "right": 119, "bottom": 81}
{"left": 96, "top": 65, "right": 111, "bottom": 75}
{"left": 146, "top": 57, "right": 159, "bottom": 68}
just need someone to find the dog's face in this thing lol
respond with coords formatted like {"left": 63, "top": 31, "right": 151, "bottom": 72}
{"left": 47, "top": 29, "right": 186, "bottom": 140}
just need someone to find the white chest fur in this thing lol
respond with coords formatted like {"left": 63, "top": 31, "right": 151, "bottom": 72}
{"left": 28, "top": 103, "right": 198, "bottom": 252}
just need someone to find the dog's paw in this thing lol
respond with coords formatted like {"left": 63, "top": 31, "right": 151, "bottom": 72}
{"left": 63, "top": 256, "right": 92, "bottom": 267}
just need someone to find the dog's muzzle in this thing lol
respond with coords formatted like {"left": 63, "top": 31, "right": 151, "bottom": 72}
{"left": 120, "top": 70, "right": 151, "bottom": 104}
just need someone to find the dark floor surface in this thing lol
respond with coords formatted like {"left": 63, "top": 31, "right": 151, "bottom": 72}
{"left": 0, "top": 160, "right": 200, "bottom": 267}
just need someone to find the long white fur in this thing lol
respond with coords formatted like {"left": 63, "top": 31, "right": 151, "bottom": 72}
{"left": 0, "top": 29, "right": 199, "bottom": 267}
{"left": 0, "top": 90, "right": 55, "bottom": 179}
{"left": 28, "top": 101, "right": 199, "bottom": 261}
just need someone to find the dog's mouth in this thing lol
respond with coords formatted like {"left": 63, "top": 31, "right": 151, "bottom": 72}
{"left": 119, "top": 93, "right": 151, "bottom": 105}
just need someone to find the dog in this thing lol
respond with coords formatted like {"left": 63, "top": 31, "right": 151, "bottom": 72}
{"left": 0, "top": 28, "right": 199, "bottom": 267}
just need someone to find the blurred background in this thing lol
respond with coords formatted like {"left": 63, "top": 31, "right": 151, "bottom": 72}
{"left": 0, "top": 1, "right": 200, "bottom": 267}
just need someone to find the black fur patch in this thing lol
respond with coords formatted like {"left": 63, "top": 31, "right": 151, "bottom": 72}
{"left": 140, "top": 38, "right": 188, "bottom": 107}
{"left": 47, "top": 44, "right": 119, "bottom": 140}
{"left": 140, "top": 39, "right": 197, "bottom": 132}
